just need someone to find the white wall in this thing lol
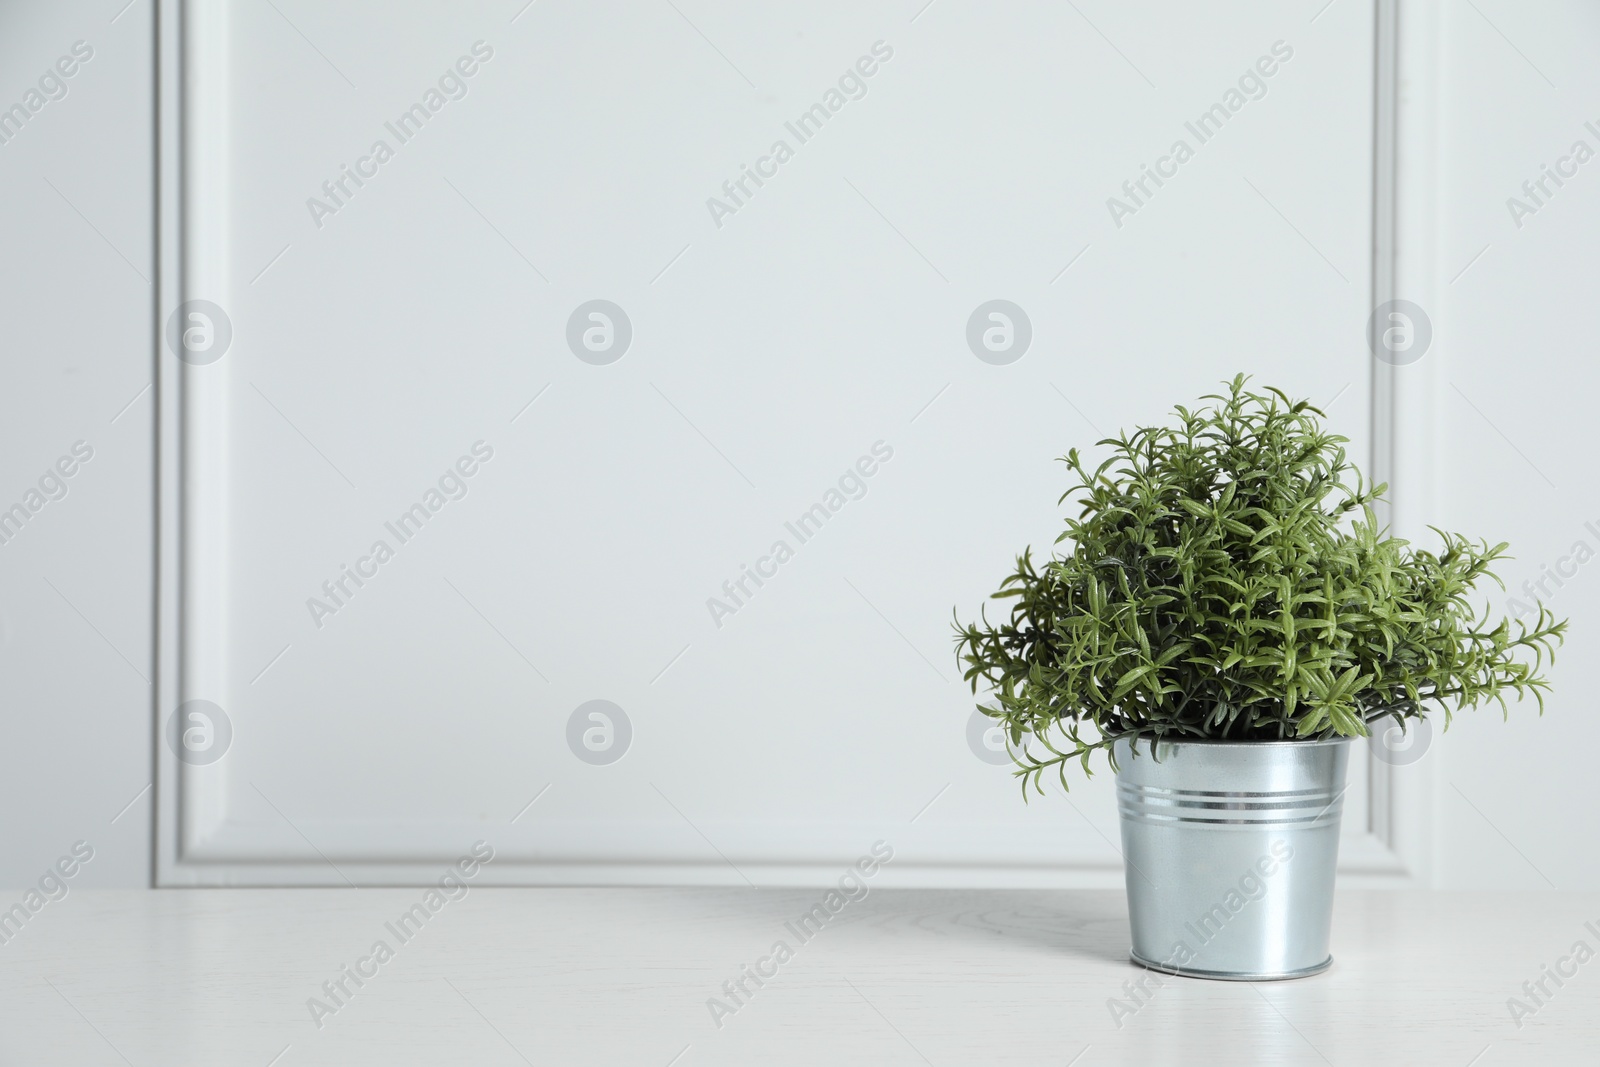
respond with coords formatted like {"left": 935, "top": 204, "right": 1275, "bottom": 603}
{"left": 1, "top": 0, "right": 1595, "bottom": 890}
{"left": 1419, "top": 0, "right": 1600, "bottom": 890}
{"left": 0, "top": 1, "right": 153, "bottom": 887}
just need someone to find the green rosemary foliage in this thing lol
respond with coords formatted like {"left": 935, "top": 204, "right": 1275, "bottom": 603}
{"left": 955, "top": 376, "right": 1567, "bottom": 795}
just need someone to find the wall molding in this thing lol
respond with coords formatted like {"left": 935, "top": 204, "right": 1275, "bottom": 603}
{"left": 156, "top": 0, "right": 1427, "bottom": 887}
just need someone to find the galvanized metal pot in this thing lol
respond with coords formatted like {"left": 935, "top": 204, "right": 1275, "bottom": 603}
{"left": 1112, "top": 735, "right": 1350, "bottom": 981}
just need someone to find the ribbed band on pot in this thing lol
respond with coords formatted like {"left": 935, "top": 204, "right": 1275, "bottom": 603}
{"left": 1115, "top": 781, "right": 1346, "bottom": 828}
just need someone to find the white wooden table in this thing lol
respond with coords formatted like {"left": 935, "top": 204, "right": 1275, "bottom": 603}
{"left": 1, "top": 889, "right": 1594, "bottom": 1065}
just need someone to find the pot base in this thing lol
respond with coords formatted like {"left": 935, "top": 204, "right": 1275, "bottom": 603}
{"left": 1130, "top": 949, "right": 1333, "bottom": 982}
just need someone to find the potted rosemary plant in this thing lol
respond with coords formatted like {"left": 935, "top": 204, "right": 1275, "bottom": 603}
{"left": 955, "top": 377, "right": 1565, "bottom": 980}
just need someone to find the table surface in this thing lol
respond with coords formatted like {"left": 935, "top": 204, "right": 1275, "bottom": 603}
{"left": 0, "top": 888, "right": 1595, "bottom": 1066}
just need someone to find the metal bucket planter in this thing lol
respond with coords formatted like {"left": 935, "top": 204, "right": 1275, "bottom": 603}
{"left": 1113, "top": 735, "right": 1350, "bottom": 980}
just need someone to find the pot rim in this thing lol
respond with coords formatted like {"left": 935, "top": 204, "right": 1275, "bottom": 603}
{"left": 1112, "top": 733, "right": 1355, "bottom": 749}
